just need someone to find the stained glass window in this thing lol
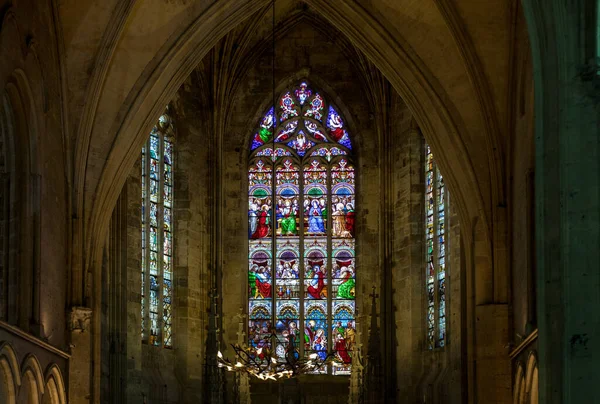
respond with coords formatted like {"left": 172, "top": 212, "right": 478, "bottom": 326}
{"left": 425, "top": 143, "right": 447, "bottom": 349}
{"left": 248, "top": 82, "right": 356, "bottom": 375}
{"left": 141, "top": 107, "right": 175, "bottom": 348}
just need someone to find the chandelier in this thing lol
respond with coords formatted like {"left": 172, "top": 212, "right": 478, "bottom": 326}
{"left": 217, "top": 329, "right": 351, "bottom": 380}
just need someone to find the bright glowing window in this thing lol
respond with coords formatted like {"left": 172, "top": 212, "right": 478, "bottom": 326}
{"left": 248, "top": 82, "right": 356, "bottom": 375}
{"left": 425, "top": 143, "right": 447, "bottom": 349}
{"left": 141, "top": 107, "right": 174, "bottom": 348}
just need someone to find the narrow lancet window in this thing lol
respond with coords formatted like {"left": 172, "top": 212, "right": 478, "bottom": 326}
{"left": 141, "top": 107, "right": 175, "bottom": 348}
{"left": 425, "top": 143, "right": 447, "bottom": 349}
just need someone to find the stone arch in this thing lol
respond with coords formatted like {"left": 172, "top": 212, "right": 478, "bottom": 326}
{"left": 0, "top": 342, "right": 20, "bottom": 404}
{"left": 17, "top": 370, "right": 39, "bottom": 404}
{"left": 513, "top": 363, "right": 526, "bottom": 404}
{"left": 85, "top": 0, "right": 493, "bottom": 294}
{"left": 78, "top": 1, "right": 511, "bottom": 398}
{"left": 19, "top": 355, "right": 44, "bottom": 399}
{"left": 40, "top": 378, "right": 58, "bottom": 404}
{"left": 0, "top": 92, "right": 15, "bottom": 322}
{"left": 3, "top": 72, "right": 41, "bottom": 330}
{"left": 241, "top": 72, "right": 365, "bottom": 162}
{"left": 42, "top": 365, "right": 65, "bottom": 404}
{"left": 524, "top": 352, "right": 538, "bottom": 404}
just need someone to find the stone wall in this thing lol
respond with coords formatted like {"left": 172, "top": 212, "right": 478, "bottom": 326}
{"left": 104, "top": 94, "right": 211, "bottom": 403}
{"left": 213, "top": 17, "right": 381, "bottom": 401}
{"left": 390, "top": 95, "right": 465, "bottom": 404}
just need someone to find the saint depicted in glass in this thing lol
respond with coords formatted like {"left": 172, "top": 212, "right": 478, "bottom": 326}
{"left": 141, "top": 107, "right": 175, "bottom": 348}
{"left": 425, "top": 143, "right": 447, "bottom": 349}
{"left": 248, "top": 82, "right": 355, "bottom": 375}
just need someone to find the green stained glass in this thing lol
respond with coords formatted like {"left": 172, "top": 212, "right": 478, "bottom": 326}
{"left": 248, "top": 82, "right": 356, "bottom": 374}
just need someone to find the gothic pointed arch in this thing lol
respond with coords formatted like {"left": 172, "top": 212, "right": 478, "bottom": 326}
{"left": 247, "top": 80, "right": 356, "bottom": 375}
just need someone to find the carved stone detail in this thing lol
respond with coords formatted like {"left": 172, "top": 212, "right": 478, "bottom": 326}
{"left": 67, "top": 307, "right": 92, "bottom": 333}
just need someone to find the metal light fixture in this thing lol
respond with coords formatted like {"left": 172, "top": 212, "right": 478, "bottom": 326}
{"left": 217, "top": 329, "right": 347, "bottom": 380}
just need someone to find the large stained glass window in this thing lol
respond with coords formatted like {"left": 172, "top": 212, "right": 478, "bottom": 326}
{"left": 141, "top": 107, "right": 174, "bottom": 348}
{"left": 425, "top": 143, "right": 447, "bottom": 349}
{"left": 248, "top": 82, "right": 356, "bottom": 375}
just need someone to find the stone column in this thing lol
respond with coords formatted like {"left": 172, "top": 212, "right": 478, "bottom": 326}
{"left": 235, "top": 309, "right": 251, "bottom": 404}
{"left": 67, "top": 306, "right": 93, "bottom": 404}
{"left": 522, "top": 1, "right": 600, "bottom": 402}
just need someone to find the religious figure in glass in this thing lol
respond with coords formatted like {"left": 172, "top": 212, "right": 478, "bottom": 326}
{"left": 248, "top": 82, "right": 356, "bottom": 375}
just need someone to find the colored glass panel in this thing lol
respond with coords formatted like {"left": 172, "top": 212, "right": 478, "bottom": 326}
{"left": 251, "top": 107, "right": 276, "bottom": 150}
{"left": 425, "top": 143, "right": 449, "bottom": 350}
{"left": 274, "top": 120, "right": 298, "bottom": 142}
{"left": 295, "top": 82, "right": 312, "bottom": 105}
{"left": 304, "top": 120, "right": 328, "bottom": 142}
{"left": 279, "top": 92, "right": 299, "bottom": 122}
{"left": 248, "top": 82, "right": 356, "bottom": 374}
{"left": 310, "top": 146, "right": 347, "bottom": 162}
{"left": 305, "top": 94, "right": 325, "bottom": 121}
{"left": 326, "top": 106, "right": 352, "bottom": 149}
{"left": 141, "top": 107, "right": 175, "bottom": 348}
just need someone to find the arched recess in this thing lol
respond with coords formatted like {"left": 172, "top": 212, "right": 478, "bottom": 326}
{"left": 524, "top": 352, "right": 538, "bottom": 404}
{"left": 40, "top": 379, "right": 58, "bottom": 404}
{"left": 17, "top": 370, "right": 39, "bottom": 404}
{"left": 0, "top": 93, "right": 16, "bottom": 322}
{"left": 513, "top": 363, "right": 525, "bottom": 404}
{"left": 86, "top": 0, "right": 492, "bottom": 292}
{"left": 81, "top": 0, "right": 504, "bottom": 398}
{"left": 0, "top": 343, "right": 20, "bottom": 404}
{"left": 0, "top": 7, "right": 46, "bottom": 331}
{"left": 3, "top": 69, "right": 42, "bottom": 331}
{"left": 19, "top": 355, "right": 44, "bottom": 404}
{"left": 42, "top": 365, "right": 65, "bottom": 404}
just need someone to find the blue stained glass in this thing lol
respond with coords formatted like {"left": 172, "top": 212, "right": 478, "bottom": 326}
{"left": 425, "top": 144, "right": 449, "bottom": 349}
{"left": 248, "top": 82, "right": 356, "bottom": 374}
{"left": 286, "top": 131, "right": 314, "bottom": 156}
{"left": 164, "top": 141, "right": 173, "bottom": 165}
{"left": 150, "top": 136, "right": 160, "bottom": 159}
{"left": 141, "top": 107, "right": 175, "bottom": 348}
{"left": 326, "top": 106, "right": 352, "bottom": 150}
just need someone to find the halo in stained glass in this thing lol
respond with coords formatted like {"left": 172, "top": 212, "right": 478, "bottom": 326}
{"left": 248, "top": 81, "right": 356, "bottom": 375}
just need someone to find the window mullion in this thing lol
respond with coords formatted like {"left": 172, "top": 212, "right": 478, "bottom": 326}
{"left": 299, "top": 166, "right": 305, "bottom": 358}
{"left": 433, "top": 165, "right": 440, "bottom": 348}
{"left": 158, "top": 132, "right": 165, "bottom": 347}
{"left": 143, "top": 140, "right": 150, "bottom": 343}
{"left": 326, "top": 162, "right": 332, "bottom": 374}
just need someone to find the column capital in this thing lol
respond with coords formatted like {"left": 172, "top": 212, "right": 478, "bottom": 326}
{"left": 67, "top": 306, "right": 92, "bottom": 333}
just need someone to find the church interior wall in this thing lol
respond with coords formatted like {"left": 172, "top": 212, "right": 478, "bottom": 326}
{"left": 7, "top": 0, "right": 597, "bottom": 402}
{"left": 213, "top": 18, "right": 380, "bottom": 402}
{"left": 0, "top": 0, "right": 69, "bottom": 354}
